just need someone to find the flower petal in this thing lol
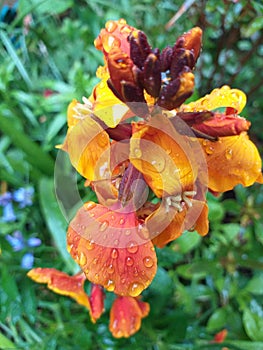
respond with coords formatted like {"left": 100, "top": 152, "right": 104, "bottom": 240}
{"left": 27, "top": 268, "right": 91, "bottom": 313}
{"left": 181, "top": 85, "right": 246, "bottom": 114}
{"left": 201, "top": 133, "right": 263, "bottom": 192}
{"left": 109, "top": 296, "right": 149, "bottom": 338}
{"left": 67, "top": 202, "right": 157, "bottom": 297}
{"left": 94, "top": 19, "right": 134, "bottom": 57}
{"left": 62, "top": 117, "right": 111, "bottom": 181}
{"left": 130, "top": 115, "right": 198, "bottom": 197}
{"left": 90, "top": 284, "right": 105, "bottom": 322}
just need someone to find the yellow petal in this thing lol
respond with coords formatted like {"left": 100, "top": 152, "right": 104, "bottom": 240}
{"left": 181, "top": 85, "right": 246, "bottom": 114}
{"left": 201, "top": 132, "right": 262, "bottom": 192}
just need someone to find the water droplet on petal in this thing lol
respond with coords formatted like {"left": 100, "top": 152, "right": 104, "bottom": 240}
{"left": 125, "top": 229, "right": 131, "bottom": 236}
{"left": 106, "top": 279, "right": 115, "bottom": 292}
{"left": 99, "top": 220, "right": 109, "bottom": 232}
{"left": 105, "top": 20, "right": 117, "bottom": 33}
{"left": 127, "top": 241, "right": 138, "bottom": 254}
{"left": 85, "top": 202, "right": 97, "bottom": 210}
{"left": 119, "top": 217, "right": 125, "bottom": 225}
{"left": 133, "top": 267, "right": 139, "bottom": 276}
{"left": 126, "top": 256, "right": 134, "bottom": 266}
{"left": 151, "top": 158, "right": 166, "bottom": 172}
{"left": 134, "top": 147, "right": 142, "bottom": 158}
{"left": 225, "top": 148, "right": 233, "bottom": 160}
{"left": 94, "top": 273, "right": 99, "bottom": 281}
{"left": 205, "top": 146, "right": 214, "bottom": 155}
{"left": 128, "top": 282, "right": 144, "bottom": 297}
{"left": 113, "top": 239, "right": 119, "bottom": 246}
{"left": 107, "top": 264, "right": 115, "bottom": 274}
{"left": 79, "top": 252, "right": 87, "bottom": 266}
{"left": 111, "top": 248, "right": 118, "bottom": 259}
{"left": 143, "top": 256, "right": 154, "bottom": 268}
{"left": 86, "top": 240, "right": 95, "bottom": 250}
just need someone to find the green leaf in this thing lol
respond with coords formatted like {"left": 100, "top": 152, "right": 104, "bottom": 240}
{"left": 0, "top": 332, "right": 17, "bottom": 350}
{"left": 243, "top": 308, "right": 263, "bottom": 341}
{"left": 206, "top": 307, "right": 228, "bottom": 332}
{"left": 245, "top": 273, "right": 263, "bottom": 295}
{"left": 39, "top": 177, "right": 78, "bottom": 273}
{"left": 175, "top": 231, "right": 201, "bottom": 253}
{"left": 0, "top": 113, "right": 54, "bottom": 176}
{"left": 226, "top": 340, "right": 263, "bottom": 350}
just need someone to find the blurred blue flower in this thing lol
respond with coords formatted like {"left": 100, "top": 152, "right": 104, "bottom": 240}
{"left": 21, "top": 253, "right": 34, "bottom": 269}
{"left": 0, "top": 191, "right": 12, "bottom": 206}
{"left": 13, "top": 187, "right": 34, "bottom": 208}
{"left": 2, "top": 202, "right": 16, "bottom": 222}
{"left": 5, "top": 230, "right": 41, "bottom": 269}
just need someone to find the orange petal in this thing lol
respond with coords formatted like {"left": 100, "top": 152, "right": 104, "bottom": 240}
{"left": 109, "top": 296, "right": 149, "bottom": 338}
{"left": 62, "top": 117, "right": 111, "bottom": 181}
{"left": 181, "top": 85, "right": 246, "bottom": 114}
{"left": 90, "top": 284, "right": 105, "bottom": 322}
{"left": 130, "top": 115, "right": 198, "bottom": 197}
{"left": 201, "top": 133, "right": 262, "bottom": 192}
{"left": 94, "top": 19, "right": 134, "bottom": 57}
{"left": 67, "top": 202, "right": 157, "bottom": 297}
{"left": 67, "top": 99, "right": 80, "bottom": 128}
{"left": 27, "top": 268, "right": 91, "bottom": 312}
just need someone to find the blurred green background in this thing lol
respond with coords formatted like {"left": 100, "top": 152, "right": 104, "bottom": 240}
{"left": 0, "top": 0, "right": 263, "bottom": 349}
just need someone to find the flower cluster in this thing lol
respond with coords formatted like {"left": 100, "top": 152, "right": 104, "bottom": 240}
{"left": 0, "top": 186, "right": 34, "bottom": 222}
{"left": 28, "top": 19, "right": 262, "bottom": 338}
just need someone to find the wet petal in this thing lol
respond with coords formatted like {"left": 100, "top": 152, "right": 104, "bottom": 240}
{"left": 181, "top": 85, "right": 246, "bottom": 114}
{"left": 67, "top": 99, "right": 80, "bottom": 128}
{"left": 90, "top": 284, "right": 105, "bottom": 322}
{"left": 67, "top": 202, "right": 157, "bottom": 297}
{"left": 130, "top": 116, "right": 197, "bottom": 197}
{"left": 109, "top": 296, "right": 149, "bottom": 338}
{"left": 62, "top": 117, "right": 111, "bottom": 181}
{"left": 94, "top": 19, "right": 134, "bottom": 57}
{"left": 27, "top": 268, "right": 91, "bottom": 312}
{"left": 201, "top": 133, "right": 263, "bottom": 192}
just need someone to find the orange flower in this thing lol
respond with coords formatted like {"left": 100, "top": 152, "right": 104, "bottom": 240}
{"left": 27, "top": 268, "right": 103, "bottom": 323}
{"left": 67, "top": 201, "right": 157, "bottom": 297}
{"left": 109, "top": 296, "right": 150, "bottom": 338}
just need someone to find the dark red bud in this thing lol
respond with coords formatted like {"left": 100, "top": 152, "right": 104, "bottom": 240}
{"left": 143, "top": 53, "right": 161, "bottom": 98}
{"left": 129, "top": 30, "right": 152, "bottom": 69}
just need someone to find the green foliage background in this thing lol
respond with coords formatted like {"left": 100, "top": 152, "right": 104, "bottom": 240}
{"left": 0, "top": 0, "right": 263, "bottom": 349}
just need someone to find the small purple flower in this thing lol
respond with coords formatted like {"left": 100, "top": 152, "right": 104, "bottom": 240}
{"left": 13, "top": 187, "right": 34, "bottom": 208}
{"left": 2, "top": 202, "right": 16, "bottom": 222}
{"left": 6, "top": 231, "right": 25, "bottom": 251}
{"left": 21, "top": 253, "right": 34, "bottom": 269}
{"left": 5, "top": 231, "right": 41, "bottom": 269}
{"left": 0, "top": 191, "right": 12, "bottom": 206}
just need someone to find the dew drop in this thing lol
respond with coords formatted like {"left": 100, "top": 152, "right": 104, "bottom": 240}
{"left": 111, "top": 248, "right": 118, "bottom": 259}
{"left": 105, "top": 20, "right": 118, "bottom": 33}
{"left": 127, "top": 241, "right": 138, "bottom": 254}
{"left": 107, "top": 264, "right": 115, "bottom": 274}
{"left": 86, "top": 240, "right": 95, "bottom": 250}
{"left": 92, "top": 258, "right": 98, "bottom": 265}
{"left": 133, "top": 267, "right": 139, "bottom": 276}
{"left": 119, "top": 217, "right": 125, "bottom": 225}
{"left": 151, "top": 157, "right": 166, "bottom": 172}
{"left": 94, "top": 273, "right": 99, "bottom": 281}
{"left": 113, "top": 239, "right": 119, "bottom": 246}
{"left": 125, "top": 229, "right": 131, "bottom": 236}
{"left": 126, "top": 256, "right": 134, "bottom": 266}
{"left": 99, "top": 220, "right": 109, "bottom": 232}
{"left": 134, "top": 147, "right": 142, "bottom": 158}
{"left": 225, "top": 148, "right": 233, "bottom": 160}
{"left": 106, "top": 279, "right": 115, "bottom": 292}
{"left": 128, "top": 282, "right": 144, "bottom": 297}
{"left": 85, "top": 202, "right": 96, "bottom": 210}
{"left": 205, "top": 146, "right": 214, "bottom": 155}
{"left": 79, "top": 252, "right": 87, "bottom": 266}
{"left": 143, "top": 256, "right": 154, "bottom": 268}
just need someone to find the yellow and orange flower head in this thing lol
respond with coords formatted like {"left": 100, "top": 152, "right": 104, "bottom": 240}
{"left": 29, "top": 18, "right": 262, "bottom": 339}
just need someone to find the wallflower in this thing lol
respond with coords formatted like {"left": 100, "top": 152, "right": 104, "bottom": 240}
{"left": 29, "top": 19, "right": 262, "bottom": 338}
